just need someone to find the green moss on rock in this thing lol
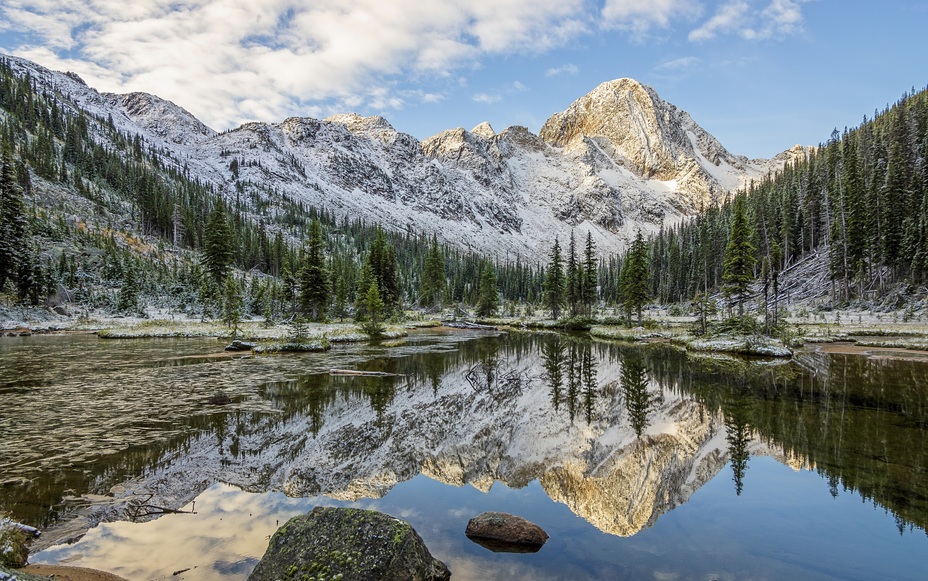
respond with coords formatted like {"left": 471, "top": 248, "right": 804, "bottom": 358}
{"left": 248, "top": 507, "right": 450, "bottom": 581}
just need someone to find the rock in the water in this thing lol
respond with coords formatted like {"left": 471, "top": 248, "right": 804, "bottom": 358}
{"left": 464, "top": 512, "right": 548, "bottom": 552}
{"left": 248, "top": 507, "right": 450, "bottom": 581}
{"left": 225, "top": 340, "right": 257, "bottom": 351}
{"left": 207, "top": 391, "right": 231, "bottom": 405}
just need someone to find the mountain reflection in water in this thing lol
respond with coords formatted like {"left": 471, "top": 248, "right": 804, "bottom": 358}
{"left": 2, "top": 331, "right": 928, "bottom": 579}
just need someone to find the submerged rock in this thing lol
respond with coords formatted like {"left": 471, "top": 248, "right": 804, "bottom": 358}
{"left": 207, "top": 391, "right": 231, "bottom": 405}
{"left": 464, "top": 512, "right": 548, "bottom": 552}
{"left": 248, "top": 507, "right": 450, "bottom": 581}
{"left": 224, "top": 340, "right": 257, "bottom": 352}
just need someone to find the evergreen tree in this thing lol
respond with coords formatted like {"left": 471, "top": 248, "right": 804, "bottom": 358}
{"left": 420, "top": 236, "right": 446, "bottom": 310}
{"left": 691, "top": 291, "right": 717, "bottom": 335}
{"left": 722, "top": 195, "right": 756, "bottom": 315}
{"left": 359, "top": 279, "right": 385, "bottom": 338}
{"left": 367, "top": 229, "right": 400, "bottom": 313}
{"left": 566, "top": 231, "right": 580, "bottom": 317}
{"left": 620, "top": 231, "right": 650, "bottom": 326}
{"left": 544, "top": 238, "right": 565, "bottom": 319}
{"left": 621, "top": 354, "right": 651, "bottom": 438}
{"left": 354, "top": 264, "right": 375, "bottom": 322}
{"left": 582, "top": 231, "right": 598, "bottom": 316}
{"left": 222, "top": 273, "right": 243, "bottom": 331}
{"left": 476, "top": 262, "right": 499, "bottom": 317}
{"left": 202, "top": 200, "right": 233, "bottom": 285}
{"left": 0, "top": 140, "right": 27, "bottom": 293}
{"left": 298, "top": 218, "right": 330, "bottom": 321}
{"left": 117, "top": 263, "right": 140, "bottom": 313}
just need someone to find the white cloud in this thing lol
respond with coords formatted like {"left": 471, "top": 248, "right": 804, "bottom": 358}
{"left": 545, "top": 63, "right": 579, "bottom": 77}
{"left": 1, "top": 0, "right": 768, "bottom": 130}
{"left": 2, "top": 0, "right": 600, "bottom": 129}
{"left": 654, "top": 56, "right": 703, "bottom": 72}
{"left": 602, "top": 0, "right": 701, "bottom": 35}
{"left": 472, "top": 80, "right": 528, "bottom": 105}
{"left": 689, "top": 0, "right": 806, "bottom": 42}
{"left": 473, "top": 92, "right": 501, "bottom": 104}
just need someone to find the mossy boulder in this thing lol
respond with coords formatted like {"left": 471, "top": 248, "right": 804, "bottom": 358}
{"left": 248, "top": 507, "right": 450, "bottom": 581}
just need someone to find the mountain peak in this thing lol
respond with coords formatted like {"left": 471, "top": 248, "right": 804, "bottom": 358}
{"left": 539, "top": 77, "right": 769, "bottom": 210}
{"left": 470, "top": 121, "right": 496, "bottom": 139}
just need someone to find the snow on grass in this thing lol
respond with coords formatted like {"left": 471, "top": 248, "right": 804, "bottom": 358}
{"left": 96, "top": 320, "right": 407, "bottom": 343}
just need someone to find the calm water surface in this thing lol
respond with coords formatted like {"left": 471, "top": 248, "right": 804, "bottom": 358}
{"left": 2, "top": 330, "right": 928, "bottom": 580}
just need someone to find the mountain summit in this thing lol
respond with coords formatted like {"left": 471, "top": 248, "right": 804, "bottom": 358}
{"left": 540, "top": 78, "right": 788, "bottom": 211}
{"left": 4, "top": 54, "right": 802, "bottom": 260}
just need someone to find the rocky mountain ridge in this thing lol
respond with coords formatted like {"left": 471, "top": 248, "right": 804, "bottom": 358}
{"left": 4, "top": 54, "right": 806, "bottom": 260}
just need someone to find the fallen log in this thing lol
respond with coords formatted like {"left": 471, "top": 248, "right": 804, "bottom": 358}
{"left": 328, "top": 369, "right": 405, "bottom": 377}
{"left": 441, "top": 320, "right": 499, "bottom": 330}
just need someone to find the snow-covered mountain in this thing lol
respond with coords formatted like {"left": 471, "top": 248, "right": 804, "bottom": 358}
{"left": 5, "top": 55, "right": 805, "bottom": 261}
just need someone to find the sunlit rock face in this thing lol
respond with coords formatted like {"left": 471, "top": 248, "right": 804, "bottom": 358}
{"left": 539, "top": 78, "right": 783, "bottom": 212}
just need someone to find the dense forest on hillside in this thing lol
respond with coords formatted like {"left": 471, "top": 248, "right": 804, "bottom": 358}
{"left": 637, "top": 85, "right": 928, "bottom": 310}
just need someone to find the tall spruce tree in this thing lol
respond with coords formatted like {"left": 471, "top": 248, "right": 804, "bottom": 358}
{"left": 298, "top": 218, "right": 330, "bottom": 321}
{"left": 420, "top": 236, "right": 446, "bottom": 310}
{"left": 476, "top": 262, "right": 499, "bottom": 317}
{"left": 202, "top": 199, "right": 234, "bottom": 285}
{"left": 367, "top": 229, "right": 399, "bottom": 313}
{"left": 544, "top": 238, "right": 565, "bottom": 320}
{"left": 722, "top": 195, "right": 756, "bottom": 315}
{"left": 566, "top": 231, "right": 580, "bottom": 317}
{"left": 620, "top": 231, "right": 650, "bottom": 326}
{"left": 582, "top": 231, "right": 598, "bottom": 316}
{"left": 0, "top": 140, "right": 27, "bottom": 293}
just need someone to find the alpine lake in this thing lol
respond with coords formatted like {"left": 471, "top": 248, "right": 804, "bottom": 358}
{"left": 2, "top": 328, "right": 928, "bottom": 580}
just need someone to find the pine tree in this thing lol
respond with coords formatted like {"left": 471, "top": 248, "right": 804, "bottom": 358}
{"left": 222, "top": 274, "right": 243, "bottom": 331}
{"left": 722, "top": 195, "right": 756, "bottom": 316}
{"left": 476, "top": 262, "right": 499, "bottom": 318}
{"left": 544, "top": 238, "right": 565, "bottom": 319}
{"left": 582, "top": 231, "right": 598, "bottom": 316}
{"left": 620, "top": 231, "right": 650, "bottom": 326}
{"left": 202, "top": 200, "right": 233, "bottom": 285}
{"left": 368, "top": 229, "right": 399, "bottom": 313}
{"left": 420, "top": 236, "right": 446, "bottom": 310}
{"left": 298, "top": 218, "right": 330, "bottom": 321}
{"left": 0, "top": 140, "right": 27, "bottom": 293}
{"left": 360, "top": 279, "right": 385, "bottom": 338}
{"left": 565, "top": 231, "right": 580, "bottom": 317}
{"left": 117, "top": 263, "right": 140, "bottom": 313}
{"left": 621, "top": 354, "right": 651, "bottom": 438}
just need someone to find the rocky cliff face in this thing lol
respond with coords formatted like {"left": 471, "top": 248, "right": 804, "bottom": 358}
{"left": 5, "top": 54, "right": 802, "bottom": 260}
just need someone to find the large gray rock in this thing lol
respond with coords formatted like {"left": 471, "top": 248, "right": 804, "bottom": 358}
{"left": 248, "top": 507, "right": 450, "bottom": 581}
{"left": 465, "top": 512, "right": 548, "bottom": 553}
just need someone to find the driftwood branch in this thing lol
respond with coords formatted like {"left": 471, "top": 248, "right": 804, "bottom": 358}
{"left": 126, "top": 493, "right": 197, "bottom": 520}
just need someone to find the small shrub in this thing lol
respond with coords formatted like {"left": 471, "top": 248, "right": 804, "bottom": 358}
{"left": 712, "top": 314, "right": 760, "bottom": 336}
{"left": 0, "top": 518, "right": 29, "bottom": 568}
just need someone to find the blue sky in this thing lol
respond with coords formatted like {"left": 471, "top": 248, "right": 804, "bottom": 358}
{"left": 1, "top": 1, "right": 925, "bottom": 158}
